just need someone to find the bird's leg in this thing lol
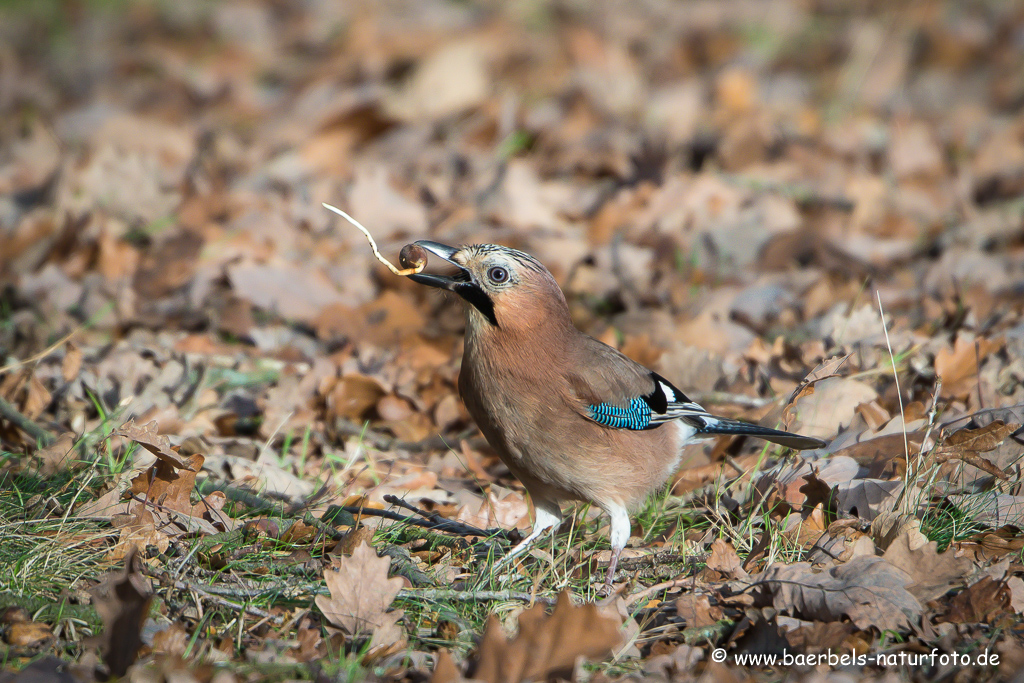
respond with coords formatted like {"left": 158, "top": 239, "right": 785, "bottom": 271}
{"left": 600, "top": 504, "right": 632, "bottom": 596}
{"left": 490, "top": 500, "right": 563, "bottom": 577}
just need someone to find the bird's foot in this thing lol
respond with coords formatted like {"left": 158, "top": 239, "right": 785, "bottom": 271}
{"left": 598, "top": 545, "right": 624, "bottom": 598}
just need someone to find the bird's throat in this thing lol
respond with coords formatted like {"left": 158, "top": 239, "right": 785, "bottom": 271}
{"left": 455, "top": 283, "right": 498, "bottom": 327}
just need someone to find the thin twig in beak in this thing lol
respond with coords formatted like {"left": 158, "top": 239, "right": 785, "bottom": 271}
{"left": 322, "top": 202, "right": 426, "bottom": 276}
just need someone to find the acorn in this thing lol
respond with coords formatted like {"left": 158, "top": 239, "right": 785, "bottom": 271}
{"left": 399, "top": 243, "right": 428, "bottom": 273}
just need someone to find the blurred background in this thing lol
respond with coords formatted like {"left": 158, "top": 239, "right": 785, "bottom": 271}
{"left": 1, "top": 0, "right": 1023, "bottom": 476}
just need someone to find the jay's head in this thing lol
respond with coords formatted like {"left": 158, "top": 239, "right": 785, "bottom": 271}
{"left": 408, "top": 241, "right": 570, "bottom": 332}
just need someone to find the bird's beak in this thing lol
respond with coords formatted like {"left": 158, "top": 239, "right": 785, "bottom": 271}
{"left": 407, "top": 241, "right": 470, "bottom": 291}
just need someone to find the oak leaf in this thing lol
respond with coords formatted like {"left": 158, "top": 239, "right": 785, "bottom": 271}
{"left": 705, "top": 539, "right": 748, "bottom": 580}
{"left": 932, "top": 421, "right": 1022, "bottom": 481}
{"left": 881, "top": 529, "right": 973, "bottom": 602}
{"left": 472, "top": 591, "right": 621, "bottom": 683}
{"left": 315, "top": 541, "right": 405, "bottom": 651}
{"left": 116, "top": 419, "right": 189, "bottom": 469}
{"left": 753, "top": 555, "right": 922, "bottom": 632}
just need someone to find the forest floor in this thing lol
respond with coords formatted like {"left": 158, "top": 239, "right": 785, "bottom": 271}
{"left": 1, "top": 0, "right": 1024, "bottom": 681}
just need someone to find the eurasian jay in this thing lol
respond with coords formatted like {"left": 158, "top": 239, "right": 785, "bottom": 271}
{"left": 407, "top": 240, "right": 826, "bottom": 592}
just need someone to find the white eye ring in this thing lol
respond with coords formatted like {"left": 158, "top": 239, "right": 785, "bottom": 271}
{"left": 488, "top": 266, "right": 509, "bottom": 283}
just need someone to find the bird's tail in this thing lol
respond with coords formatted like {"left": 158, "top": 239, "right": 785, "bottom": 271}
{"left": 696, "top": 417, "right": 825, "bottom": 450}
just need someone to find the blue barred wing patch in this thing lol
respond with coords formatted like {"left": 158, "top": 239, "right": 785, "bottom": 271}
{"left": 588, "top": 397, "right": 652, "bottom": 430}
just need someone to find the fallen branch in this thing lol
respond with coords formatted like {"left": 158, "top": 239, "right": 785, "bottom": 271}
{"left": 141, "top": 565, "right": 283, "bottom": 625}
{"left": 395, "top": 588, "right": 556, "bottom": 605}
{"left": 383, "top": 494, "right": 519, "bottom": 542}
{"left": 331, "top": 503, "right": 517, "bottom": 544}
{"left": 185, "top": 579, "right": 556, "bottom": 606}
{"left": 195, "top": 480, "right": 282, "bottom": 513}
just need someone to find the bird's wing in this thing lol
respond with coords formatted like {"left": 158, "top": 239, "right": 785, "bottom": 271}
{"left": 565, "top": 336, "right": 826, "bottom": 449}
{"left": 565, "top": 336, "right": 708, "bottom": 431}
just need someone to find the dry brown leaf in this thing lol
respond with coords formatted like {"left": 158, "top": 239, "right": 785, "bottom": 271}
{"left": 6, "top": 621, "right": 56, "bottom": 650}
{"left": 705, "top": 539, "right": 748, "bottom": 580}
{"left": 869, "top": 511, "right": 921, "bottom": 550}
{"left": 128, "top": 448, "right": 204, "bottom": 517}
{"left": 383, "top": 41, "right": 489, "bottom": 122}
{"left": 1006, "top": 577, "right": 1024, "bottom": 613}
{"left": 472, "top": 591, "right": 621, "bottom": 683}
{"left": 227, "top": 259, "right": 348, "bottom": 323}
{"left": 674, "top": 593, "right": 722, "bottom": 630}
{"left": 833, "top": 433, "right": 915, "bottom": 479}
{"left": 833, "top": 477, "right": 903, "bottom": 521}
{"left": 753, "top": 555, "right": 922, "bottom": 632}
{"left": 431, "top": 649, "right": 463, "bottom": 683}
{"left": 642, "top": 643, "right": 705, "bottom": 680}
{"left": 781, "top": 504, "right": 829, "bottom": 549}
{"left": 881, "top": 529, "right": 974, "bottom": 602}
{"left": 806, "top": 527, "right": 875, "bottom": 565}
{"left": 332, "top": 526, "right": 376, "bottom": 556}
{"left": 34, "top": 432, "right": 77, "bottom": 476}
{"left": 324, "top": 374, "right": 387, "bottom": 422}
{"left": 954, "top": 526, "right": 1024, "bottom": 562}
{"left": 2, "top": 371, "right": 54, "bottom": 423}
{"left": 150, "top": 624, "right": 190, "bottom": 657}
{"left": 110, "top": 506, "right": 171, "bottom": 559}
{"left": 671, "top": 452, "right": 762, "bottom": 496}
{"left": 315, "top": 291, "right": 427, "bottom": 346}
{"left": 116, "top": 419, "right": 188, "bottom": 468}
{"left": 315, "top": 541, "right": 405, "bottom": 651}
{"left": 454, "top": 487, "right": 530, "bottom": 532}
{"left": 784, "top": 355, "right": 850, "bottom": 410}
{"left": 61, "top": 343, "right": 83, "bottom": 383}
{"left": 931, "top": 421, "right": 1022, "bottom": 481}
{"left": 89, "top": 548, "right": 153, "bottom": 677}
{"left": 75, "top": 485, "right": 131, "bottom": 520}
{"left": 944, "top": 420, "right": 1022, "bottom": 451}
{"left": 933, "top": 449, "right": 1009, "bottom": 480}
{"left": 781, "top": 619, "right": 855, "bottom": 654}
{"left": 788, "top": 376, "right": 879, "bottom": 439}
{"left": 935, "top": 336, "right": 1003, "bottom": 398}
{"left": 941, "top": 576, "right": 1012, "bottom": 624}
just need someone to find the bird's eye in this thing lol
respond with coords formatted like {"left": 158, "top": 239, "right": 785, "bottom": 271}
{"left": 487, "top": 266, "right": 509, "bottom": 284}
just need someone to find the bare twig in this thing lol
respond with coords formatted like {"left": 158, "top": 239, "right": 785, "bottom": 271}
{"left": 0, "top": 329, "right": 82, "bottom": 375}
{"left": 186, "top": 579, "right": 555, "bottom": 606}
{"left": 382, "top": 494, "right": 515, "bottom": 541}
{"left": 194, "top": 480, "right": 281, "bottom": 513}
{"left": 142, "top": 565, "right": 283, "bottom": 625}
{"left": 344, "top": 502, "right": 516, "bottom": 542}
{"left": 396, "top": 588, "right": 556, "bottom": 605}
{"left": 300, "top": 512, "right": 348, "bottom": 542}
